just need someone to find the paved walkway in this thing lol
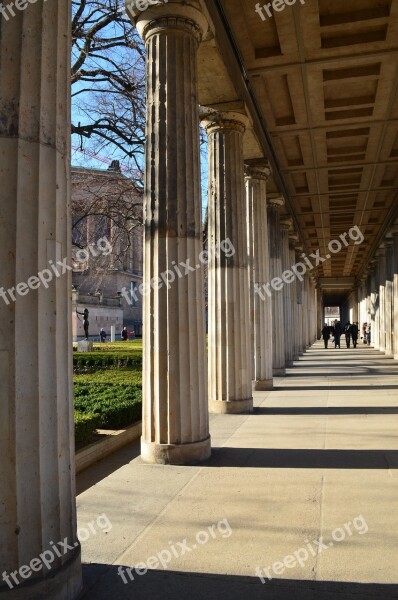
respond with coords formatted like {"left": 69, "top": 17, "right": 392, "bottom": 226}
{"left": 77, "top": 342, "right": 398, "bottom": 599}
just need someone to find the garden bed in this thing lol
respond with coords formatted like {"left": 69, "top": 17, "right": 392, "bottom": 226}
{"left": 73, "top": 341, "right": 143, "bottom": 448}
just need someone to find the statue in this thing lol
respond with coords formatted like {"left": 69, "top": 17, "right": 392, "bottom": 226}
{"left": 76, "top": 307, "right": 89, "bottom": 340}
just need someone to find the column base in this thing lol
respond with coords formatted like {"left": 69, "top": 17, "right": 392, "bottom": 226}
{"left": 254, "top": 379, "right": 273, "bottom": 391}
{"left": 394, "top": 354, "right": 398, "bottom": 360}
{"left": 0, "top": 546, "right": 81, "bottom": 600}
{"left": 273, "top": 368, "right": 286, "bottom": 377}
{"left": 141, "top": 436, "right": 211, "bottom": 465}
{"left": 209, "top": 398, "right": 253, "bottom": 414}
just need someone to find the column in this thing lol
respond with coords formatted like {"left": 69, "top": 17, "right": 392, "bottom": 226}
{"left": 393, "top": 231, "right": 398, "bottom": 359}
{"left": 289, "top": 234, "right": 299, "bottom": 360}
{"left": 202, "top": 108, "right": 253, "bottom": 414}
{"left": 317, "top": 287, "right": 323, "bottom": 340}
{"left": 385, "top": 239, "right": 394, "bottom": 357}
{"left": 302, "top": 274, "right": 309, "bottom": 348}
{"left": 267, "top": 197, "right": 286, "bottom": 375}
{"left": 0, "top": 1, "right": 82, "bottom": 598}
{"left": 295, "top": 246, "right": 305, "bottom": 354}
{"left": 245, "top": 162, "right": 273, "bottom": 390}
{"left": 370, "top": 263, "right": 378, "bottom": 348}
{"left": 131, "top": 2, "right": 210, "bottom": 463}
{"left": 281, "top": 219, "right": 294, "bottom": 367}
{"left": 378, "top": 248, "right": 386, "bottom": 353}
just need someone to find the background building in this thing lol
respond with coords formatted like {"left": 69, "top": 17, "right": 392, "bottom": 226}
{"left": 71, "top": 162, "right": 143, "bottom": 340}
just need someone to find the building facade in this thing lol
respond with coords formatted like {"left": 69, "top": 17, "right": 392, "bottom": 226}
{"left": 71, "top": 164, "right": 143, "bottom": 338}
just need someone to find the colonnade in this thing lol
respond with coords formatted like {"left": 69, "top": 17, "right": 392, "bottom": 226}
{"left": 358, "top": 231, "right": 398, "bottom": 358}
{"left": 131, "top": 0, "right": 319, "bottom": 467}
{"left": 0, "top": 1, "right": 319, "bottom": 597}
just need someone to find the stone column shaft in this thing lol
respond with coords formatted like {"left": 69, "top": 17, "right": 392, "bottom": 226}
{"left": 202, "top": 110, "right": 253, "bottom": 414}
{"left": 378, "top": 250, "right": 386, "bottom": 353}
{"left": 295, "top": 248, "right": 304, "bottom": 354}
{"left": 281, "top": 221, "right": 294, "bottom": 366}
{"left": 370, "top": 267, "right": 378, "bottom": 348}
{"left": 267, "top": 198, "right": 286, "bottom": 375}
{"left": 246, "top": 165, "right": 273, "bottom": 390}
{"left": 289, "top": 236, "right": 299, "bottom": 360}
{"left": 0, "top": 2, "right": 82, "bottom": 598}
{"left": 385, "top": 241, "right": 394, "bottom": 357}
{"left": 132, "top": 3, "right": 210, "bottom": 463}
{"left": 393, "top": 233, "right": 398, "bottom": 359}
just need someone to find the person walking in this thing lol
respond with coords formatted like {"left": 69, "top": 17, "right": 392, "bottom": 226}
{"left": 321, "top": 323, "right": 331, "bottom": 349}
{"left": 99, "top": 328, "right": 107, "bottom": 343}
{"left": 365, "top": 322, "right": 371, "bottom": 345}
{"left": 334, "top": 321, "right": 343, "bottom": 348}
{"left": 362, "top": 322, "right": 367, "bottom": 343}
{"left": 351, "top": 322, "right": 359, "bottom": 348}
{"left": 344, "top": 322, "right": 352, "bottom": 348}
{"left": 121, "top": 326, "right": 128, "bottom": 341}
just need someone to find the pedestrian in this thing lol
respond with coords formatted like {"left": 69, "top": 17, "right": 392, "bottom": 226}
{"left": 362, "top": 322, "right": 367, "bottom": 343}
{"left": 321, "top": 323, "right": 331, "bottom": 349}
{"left": 365, "top": 322, "right": 371, "bottom": 345}
{"left": 334, "top": 321, "right": 343, "bottom": 348}
{"left": 344, "top": 322, "right": 352, "bottom": 348}
{"left": 351, "top": 322, "right": 359, "bottom": 348}
{"left": 99, "top": 328, "right": 107, "bottom": 343}
{"left": 121, "top": 326, "right": 128, "bottom": 341}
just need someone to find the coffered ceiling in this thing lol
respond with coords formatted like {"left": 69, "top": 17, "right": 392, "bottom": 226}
{"left": 199, "top": 0, "right": 398, "bottom": 303}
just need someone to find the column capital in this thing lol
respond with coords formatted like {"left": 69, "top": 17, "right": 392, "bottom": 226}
{"left": 280, "top": 217, "right": 293, "bottom": 231}
{"left": 289, "top": 234, "right": 299, "bottom": 250}
{"left": 128, "top": 0, "right": 209, "bottom": 43}
{"left": 267, "top": 195, "right": 285, "bottom": 209}
{"left": 244, "top": 159, "right": 271, "bottom": 181}
{"left": 375, "top": 246, "right": 386, "bottom": 258}
{"left": 200, "top": 107, "right": 249, "bottom": 134}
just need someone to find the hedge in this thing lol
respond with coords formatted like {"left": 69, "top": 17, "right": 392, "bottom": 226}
{"left": 75, "top": 411, "right": 101, "bottom": 445}
{"left": 74, "top": 383, "right": 142, "bottom": 430}
{"left": 73, "top": 353, "right": 142, "bottom": 372}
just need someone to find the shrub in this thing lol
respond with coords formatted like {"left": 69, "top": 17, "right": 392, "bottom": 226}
{"left": 73, "top": 352, "right": 142, "bottom": 373}
{"left": 74, "top": 411, "right": 101, "bottom": 444}
{"left": 74, "top": 383, "right": 142, "bottom": 430}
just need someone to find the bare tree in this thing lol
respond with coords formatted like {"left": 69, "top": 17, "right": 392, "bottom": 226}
{"left": 71, "top": 165, "right": 143, "bottom": 295}
{"left": 71, "top": 0, "right": 145, "bottom": 181}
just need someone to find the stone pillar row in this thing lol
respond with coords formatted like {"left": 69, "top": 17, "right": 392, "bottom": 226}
{"left": 0, "top": 2, "right": 321, "bottom": 599}
{"left": 356, "top": 232, "right": 398, "bottom": 360}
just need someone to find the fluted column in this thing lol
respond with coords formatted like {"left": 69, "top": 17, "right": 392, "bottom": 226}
{"left": 384, "top": 240, "right": 394, "bottom": 357}
{"left": 317, "top": 287, "right": 323, "bottom": 340}
{"left": 369, "top": 264, "right": 377, "bottom": 348}
{"left": 281, "top": 219, "right": 294, "bottom": 367}
{"left": 201, "top": 109, "right": 253, "bottom": 414}
{"left": 295, "top": 246, "right": 305, "bottom": 354}
{"left": 302, "top": 274, "right": 309, "bottom": 348}
{"left": 130, "top": 2, "right": 210, "bottom": 463}
{"left": 378, "top": 248, "right": 386, "bottom": 353}
{"left": 393, "top": 232, "right": 398, "bottom": 359}
{"left": 267, "top": 197, "right": 286, "bottom": 375}
{"left": 245, "top": 163, "right": 273, "bottom": 391}
{"left": 289, "top": 235, "right": 299, "bottom": 360}
{"left": 0, "top": 2, "right": 82, "bottom": 598}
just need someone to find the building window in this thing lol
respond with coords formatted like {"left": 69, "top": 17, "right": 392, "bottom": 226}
{"left": 131, "top": 281, "right": 137, "bottom": 307}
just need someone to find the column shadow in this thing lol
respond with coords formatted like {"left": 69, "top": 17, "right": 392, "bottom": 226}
{"left": 80, "top": 564, "right": 398, "bottom": 600}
